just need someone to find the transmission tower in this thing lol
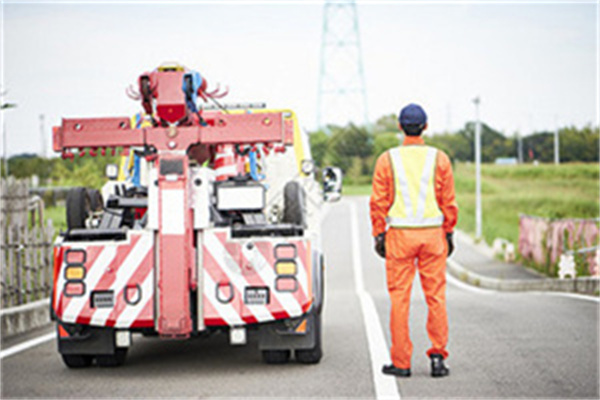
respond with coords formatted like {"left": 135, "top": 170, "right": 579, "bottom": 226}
{"left": 317, "top": 0, "right": 369, "bottom": 129}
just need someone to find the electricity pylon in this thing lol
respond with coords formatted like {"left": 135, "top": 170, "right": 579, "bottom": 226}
{"left": 317, "top": 0, "right": 369, "bottom": 129}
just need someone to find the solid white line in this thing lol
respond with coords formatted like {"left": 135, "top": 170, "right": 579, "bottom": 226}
{"left": 0, "top": 332, "right": 55, "bottom": 360}
{"left": 531, "top": 291, "right": 600, "bottom": 303}
{"left": 349, "top": 201, "right": 401, "bottom": 400}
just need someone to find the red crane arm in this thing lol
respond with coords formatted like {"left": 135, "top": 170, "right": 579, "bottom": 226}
{"left": 53, "top": 111, "right": 291, "bottom": 154}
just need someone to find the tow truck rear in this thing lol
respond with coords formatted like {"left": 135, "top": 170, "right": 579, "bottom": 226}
{"left": 51, "top": 64, "right": 342, "bottom": 367}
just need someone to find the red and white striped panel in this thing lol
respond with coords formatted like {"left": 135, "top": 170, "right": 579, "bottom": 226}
{"left": 54, "top": 232, "right": 154, "bottom": 329}
{"left": 214, "top": 144, "right": 239, "bottom": 181}
{"left": 202, "top": 229, "right": 312, "bottom": 326}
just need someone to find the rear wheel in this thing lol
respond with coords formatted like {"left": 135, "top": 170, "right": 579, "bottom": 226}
{"left": 262, "top": 349, "right": 291, "bottom": 364}
{"left": 282, "top": 181, "right": 306, "bottom": 227}
{"left": 295, "top": 313, "right": 322, "bottom": 364}
{"left": 86, "top": 188, "right": 103, "bottom": 212}
{"left": 66, "top": 187, "right": 92, "bottom": 229}
{"left": 96, "top": 348, "right": 128, "bottom": 367}
{"left": 61, "top": 354, "right": 93, "bottom": 368}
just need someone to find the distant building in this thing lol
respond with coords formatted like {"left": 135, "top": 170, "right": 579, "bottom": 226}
{"left": 495, "top": 157, "right": 518, "bottom": 165}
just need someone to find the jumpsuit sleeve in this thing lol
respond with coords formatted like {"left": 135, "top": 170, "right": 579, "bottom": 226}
{"left": 369, "top": 152, "right": 394, "bottom": 237}
{"left": 435, "top": 151, "right": 458, "bottom": 234}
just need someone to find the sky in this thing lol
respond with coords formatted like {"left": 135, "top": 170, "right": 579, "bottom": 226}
{"left": 0, "top": 0, "right": 598, "bottom": 157}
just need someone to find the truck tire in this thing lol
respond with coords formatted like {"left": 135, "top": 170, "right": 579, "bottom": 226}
{"left": 66, "top": 187, "right": 92, "bottom": 229}
{"left": 96, "top": 348, "right": 128, "bottom": 367}
{"left": 86, "top": 188, "right": 103, "bottom": 212}
{"left": 262, "top": 349, "right": 291, "bottom": 364}
{"left": 282, "top": 181, "right": 306, "bottom": 227}
{"left": 295, "top": 313, "right": 322, "bottom": 364}
{"left": 61, "top": 354, "right": 93, "bottom": 368}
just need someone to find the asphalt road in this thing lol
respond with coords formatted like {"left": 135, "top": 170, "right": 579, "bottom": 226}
{"left": 1, "top": 197, "right": 598, "bottom": 398}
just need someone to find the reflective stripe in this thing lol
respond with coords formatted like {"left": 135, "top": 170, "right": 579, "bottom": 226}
{"left": 387, "top": 146, "right": 443, "bottom": 228}
{"left": 415, "top": 147, "right": 438, "bottom": 220}
{"left": 386, "top": 215, "right": 444, "bottom": 227}
{"left": 388, "top": 149, "right": 413, "bottom": 218}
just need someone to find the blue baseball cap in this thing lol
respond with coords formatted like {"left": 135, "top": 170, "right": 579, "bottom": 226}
{"left": 398, "top": 103, "right": 427, "bottom": 127}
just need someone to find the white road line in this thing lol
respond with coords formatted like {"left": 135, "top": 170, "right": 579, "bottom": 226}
{"left": 0, "top": 332, "right": 55, "bottom": 360}
{"left": 349, "top": 201, "right": 401, "bottom": 400}
{"left": 533, "top": 291, "right": 600, "bottom": 303}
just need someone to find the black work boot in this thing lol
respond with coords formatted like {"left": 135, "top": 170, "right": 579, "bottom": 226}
{"left": 382, "top": 364, "right": 411, "bottom": 377}
{"left": 430, "top": 354, "right": 449, "bottom": 377}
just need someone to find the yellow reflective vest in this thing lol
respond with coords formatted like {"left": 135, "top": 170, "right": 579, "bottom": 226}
{"left": 386, "top": 145, "right": 444, "bottom": 228}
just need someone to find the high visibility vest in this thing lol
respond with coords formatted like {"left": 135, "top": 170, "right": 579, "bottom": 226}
{"left": 386, "top": 145, "right": 444, "bottom": 228}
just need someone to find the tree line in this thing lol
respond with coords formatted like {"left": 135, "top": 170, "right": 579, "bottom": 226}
{"left": 1, "top": 115, "right": 597, "bottom": 186}
{"left": 309, "top": 114, "right": 599, "bottom": 184}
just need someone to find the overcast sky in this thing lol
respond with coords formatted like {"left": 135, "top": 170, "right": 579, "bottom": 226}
{"left": 1, "top": 0, "right": 598, "bottom": 157}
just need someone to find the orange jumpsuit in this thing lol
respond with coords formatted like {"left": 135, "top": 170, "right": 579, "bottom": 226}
{"left": 370, "top": 135, "right": 458, "bottom": 369}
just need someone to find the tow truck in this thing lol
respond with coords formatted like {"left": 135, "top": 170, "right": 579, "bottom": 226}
{"left": 51, "top": 63, "right": 342, "bottom": 368}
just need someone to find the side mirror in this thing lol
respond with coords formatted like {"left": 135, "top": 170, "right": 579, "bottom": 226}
{"left": 322, "top": 166, "right": 343, "bottom": 202}
{"left": 105, "top": 164, "right": 119, "bottom": 181}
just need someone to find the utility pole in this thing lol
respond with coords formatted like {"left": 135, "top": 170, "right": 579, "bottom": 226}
{"left": 317, "top": 0, "right": 368, "bottom": 129}
{"left": 554, "top": 115, "right": 560, "bottom": 165}
{"left": 473, "top": 97, "right": 482, "bottom": 240}
{"left": 40, "top": 114, "right": 47, "bottom": 158}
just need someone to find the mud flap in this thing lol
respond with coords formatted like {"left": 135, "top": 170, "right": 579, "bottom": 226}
{"left": 57, "top": 323, "right": 119, "bottom": 355}
{"left": 258, "top": 312, "right": 318, "bottom": 351}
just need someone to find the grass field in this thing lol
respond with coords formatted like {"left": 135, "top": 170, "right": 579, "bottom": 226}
{"left": 343, "top": 162, "right": 599, "bottom": 247}
{"left": 46, "top": 206, "right": 66, "bottom": 236}
{"left": 44, "top": 163, "right": 599, "bottom": 255}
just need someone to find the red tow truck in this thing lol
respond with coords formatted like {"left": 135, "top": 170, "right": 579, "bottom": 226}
{"left": 50, "top": 63, "right": 342, "bottom": 367}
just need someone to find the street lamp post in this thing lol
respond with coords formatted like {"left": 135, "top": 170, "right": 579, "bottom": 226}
{"left": 554, "top": 116, "right": 560, "bottom": 165}
{"left": 473, "top": 97, "right": 482, "bottom": 240}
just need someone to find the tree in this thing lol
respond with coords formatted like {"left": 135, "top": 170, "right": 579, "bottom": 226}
{"left": 309, "top": 130, "right": 329, "bottom": 167}
{"left": 373, "top": 132, "right": 399, "bottom": 159}
{"left": 326, "top": 124, "right": 373, "bottom": 173}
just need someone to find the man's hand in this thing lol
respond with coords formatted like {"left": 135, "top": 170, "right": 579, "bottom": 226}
{"left": 446, "top": 232, "right": 454, "bottom": 256}
{"left": 374, "top": 233, "right": 386, "bottom": 258}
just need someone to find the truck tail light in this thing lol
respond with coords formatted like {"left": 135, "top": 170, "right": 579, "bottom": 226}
{"left": 275, "top": 261, "right": 297, "bottom": 276}
{"left": 275, "top": 277, "right": 298, "bottom": 292}
{"left": 65, "top": 249, "right": 86, "bottom": 264}
{"left": 65, "top": 266, "right": 86, "bottom": 280}
{"left": 64, "top": 282, "right": 85, "bottom": 297}
{"left": 274, "top": 244, "right": 296, "bottom": 259}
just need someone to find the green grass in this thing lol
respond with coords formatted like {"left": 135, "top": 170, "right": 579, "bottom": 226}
{"left": 45, "top": 206, "right": 66, "bottom": 237}
{"left": 344, "top": 162, "right": 599, "bottom": 247}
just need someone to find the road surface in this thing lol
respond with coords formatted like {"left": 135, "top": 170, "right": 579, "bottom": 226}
{"left": 2, "top": 197, "right": 598, "bottom": 398}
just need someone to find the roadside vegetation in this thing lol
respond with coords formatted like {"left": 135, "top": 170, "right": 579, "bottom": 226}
{"left": 337, "top": 162, "right": 599, "bottom": 247}
{"left": 2, "top": 114, "right": 598, "bottom": 258}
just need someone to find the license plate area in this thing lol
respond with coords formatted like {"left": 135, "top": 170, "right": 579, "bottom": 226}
{"left": 91, "top": 290, "right": 114, "bottom": 308}
{"left": 244, "top": 287, "right": 270, "bottom": 305}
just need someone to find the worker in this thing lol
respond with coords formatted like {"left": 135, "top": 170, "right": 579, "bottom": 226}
{"left": 370, "top": 103, "right": 458, "bottom": 378}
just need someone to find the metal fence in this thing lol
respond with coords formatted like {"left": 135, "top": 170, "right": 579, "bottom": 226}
{"left": 1, "top": 178, "right": 54, "bottom": 308}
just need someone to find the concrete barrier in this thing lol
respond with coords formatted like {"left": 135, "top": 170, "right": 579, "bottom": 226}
{"left": 448, "top": 259, "right": 600, "bottom": 296}
{"left": 1, "top": 298, "right": 51, "bottom": 338}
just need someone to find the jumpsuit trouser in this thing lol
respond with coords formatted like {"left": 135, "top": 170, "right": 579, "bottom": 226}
{"left": 385, "top": 226, "right": 449, "bottom": 369}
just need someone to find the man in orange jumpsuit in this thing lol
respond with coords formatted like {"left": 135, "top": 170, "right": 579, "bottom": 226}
{"left": 370, "top": 103, "right": 458, "bottom": 378}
